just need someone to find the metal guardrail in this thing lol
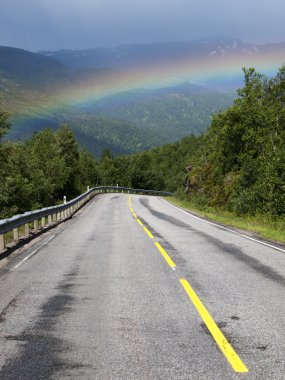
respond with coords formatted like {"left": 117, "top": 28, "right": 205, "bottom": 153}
{"left": 0, "top": 186, "right": 175, "bottom": 252}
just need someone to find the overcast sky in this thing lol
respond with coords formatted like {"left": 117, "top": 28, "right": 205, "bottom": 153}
{"left": 0, "top": 0, "right": 284, "bottom": 51}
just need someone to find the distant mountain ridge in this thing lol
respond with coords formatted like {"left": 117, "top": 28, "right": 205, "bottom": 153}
{"left": 39, "top": 36, "right": 285, "bottom": 70}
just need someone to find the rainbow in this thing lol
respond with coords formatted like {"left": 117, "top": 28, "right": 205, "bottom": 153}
{"left": 12, "top": 48, "right": 285, "bottom": 122}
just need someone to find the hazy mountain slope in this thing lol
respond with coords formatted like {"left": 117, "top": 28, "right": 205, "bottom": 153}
{"left": 82, "top": 88, "right": 235, "bottom": 142}
{"left": 0, "top": 46, "right": 112, "bottom": 115}
{"left": 38, "top": 37, "right": 253, "bottom": 69}
{"left": 69, "top": 115, "right": 160, "bottom": 156}
{"left": 6, "top": 112, "right": 160, "bottom": 158}
{"left": 0, "top": 46, "right": 67, "bottom": 84}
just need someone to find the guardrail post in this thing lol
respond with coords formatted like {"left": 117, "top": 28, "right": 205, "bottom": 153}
{"left": 48, "top": 215, "right": 52, "bottom": 225}
{"left": 0, "top": 234, "right": 5, "bottom": 251}
{"left": 41, "top": 217, "right": 46, "bottom": 228}
{"left": 13, "top": 228, "right": 19, "bottom": 242}
{"left": 53, "top": 213, "right": 57, "bottom": 223}
{"left": 34, "top": 220, "right": 38, "bottom": 231}
{"left": 25, "top": 223, "right": 30, "bottom": 237}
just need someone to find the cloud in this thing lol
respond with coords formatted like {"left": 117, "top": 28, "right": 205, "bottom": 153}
{"left": 0, "top": 0, "right": 284, "bottom": 50}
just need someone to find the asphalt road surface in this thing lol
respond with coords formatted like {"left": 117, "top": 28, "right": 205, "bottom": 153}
{"left": 0, "top": 193, "right": 284, "bottom": 380}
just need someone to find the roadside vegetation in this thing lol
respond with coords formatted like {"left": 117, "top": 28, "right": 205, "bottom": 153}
{"left": 0, "top": 119, "right": 100, "bottom": 218}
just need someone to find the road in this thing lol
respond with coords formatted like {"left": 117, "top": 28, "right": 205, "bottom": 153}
{"left": 0, "top": 193, "right": 284, "bottom": 379}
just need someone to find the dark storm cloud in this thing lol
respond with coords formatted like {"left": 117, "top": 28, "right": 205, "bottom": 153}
{"left": 0, "top": 0, "right": 284, "bottom": 51}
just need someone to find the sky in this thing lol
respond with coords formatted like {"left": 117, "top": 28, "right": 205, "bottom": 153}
{"left": 0, "top": 0, "right": 284, "bottom": 51}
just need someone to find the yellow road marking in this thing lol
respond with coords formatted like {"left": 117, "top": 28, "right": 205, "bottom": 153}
{"left": 143, "top": 227, "right": 154, "bottom": 239}
{"left": 136, "top": 218, "right": 143, "bottom": 226}
{"left": 154, "top": 242, "right": 176, "bottom": 269}
{"left": 180, "top": 279, "right": 248, "bottom": 373}
{"left": 129, "top": 197, "right": 154, "bottom": 239}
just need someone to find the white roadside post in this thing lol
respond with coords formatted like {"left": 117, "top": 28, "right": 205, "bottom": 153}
{"left": 13, "top": 228, "right": 19, "bottom": 242}
{"left": 63, "top": 196, "right": 67, "bottom": 219}
{"left": 0, "top": 234, "right": 5, "bottom": 251}
{"left": 25, "top": 223, "right": 30, "bottom": 237}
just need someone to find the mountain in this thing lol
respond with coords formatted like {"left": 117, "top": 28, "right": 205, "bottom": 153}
{"left": 39, "top": 36, "right": 285, "bottom": 71}
{"left": 0, "top": 46, "right": 111, "bottom": 115}
{"left": 6, "top": 83, "right": 233, "bottom": 157}
{"left": 0, "top": 46, "right": 68, "bottom": 85}
{"left": 8, "top": 113, "right": 161, "bottom": 157}
{"left": 2, "top": 38, "right": 258, "bottom": 156}
{"left": 78, "top": 86, "right": 234, "bottom": 142}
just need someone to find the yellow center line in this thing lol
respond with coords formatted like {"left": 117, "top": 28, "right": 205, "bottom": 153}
{"left": 143, "top": 227, "right": 154, "bottom": 239}
{"left": 154, "top": 242, "right": 176, "bottom": 269}
{"left": 136, "top": 218, "right": 144, "bottom": 226}
{"left": 180, "top": 279, "right": 248, "bottom": 373}
{"left": 128, "top": 197, "right": 154, "bottom": 239}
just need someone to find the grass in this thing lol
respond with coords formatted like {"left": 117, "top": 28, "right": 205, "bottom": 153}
{"left": 3, "top": 220, "right": 42, "bottom": 247}
{"left": 166, "top": 196, "right": 285, "bottom": 244}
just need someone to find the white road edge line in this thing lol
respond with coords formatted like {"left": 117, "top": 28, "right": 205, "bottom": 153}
{"left": 161, "top": 199, "right": 285, "bottom": 254}
{"left": 46, "top": 235, "right": 55, "bottom": 243}
{"left": 12, "top": 235, "right": 56, "bottom": 270}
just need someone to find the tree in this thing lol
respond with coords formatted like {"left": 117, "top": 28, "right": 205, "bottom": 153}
{"left": 0, "top": 109, "right": 10, "bottom": 140}
{"left": 56, "top": 124, "right": 81, "bottom": 197}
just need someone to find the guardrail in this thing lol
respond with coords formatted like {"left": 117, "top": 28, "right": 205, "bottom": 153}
{"left": 0, "top": 186, "right": 174, "bottom": 252}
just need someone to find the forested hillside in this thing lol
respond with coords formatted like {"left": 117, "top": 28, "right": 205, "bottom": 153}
{"left": 9, "top": 114, "right": 160, "bottom": 157}
{"left": 87, "top": 89, "right": 234, "bottom": 143}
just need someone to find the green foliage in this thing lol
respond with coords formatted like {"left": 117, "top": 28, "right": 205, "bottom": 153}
{"left": 69, "top": 114, "right": 160, "bottom": 157}
{"left": 95, "top": 135, "right": 201, "bottom": 191}
{"left": 0, "top": 124, "right": 100, "bottom": 218}
{"left": 91, "top": 91, "right": 234, "bottom": 144}
{"left": 0, "top": 108, "right": 10, "bottom": 140}
{"left": 186, "top": 66, "right": 285, "bottom": 219}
